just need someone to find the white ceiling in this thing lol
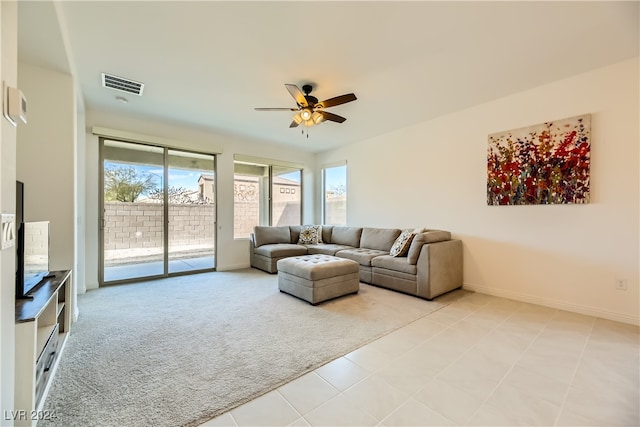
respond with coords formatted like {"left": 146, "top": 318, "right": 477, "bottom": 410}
{"left": 18, "top": 1, "right": 639, "bottom": 153}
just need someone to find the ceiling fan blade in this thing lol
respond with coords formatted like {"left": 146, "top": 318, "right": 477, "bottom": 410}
{"left": 318, "top": 111, "right": 347, "bottom": 123}
{"left": 289, "top": 120, "right": 300, "bottom": 128}
{"left": 254, "top": 107, "right": 298, "bottom": 111}
{"left": 285, "top": 84, "right": 308, "bottom": 107}
{"left": 317, "top": 93, "right": 357, "bottom": 109}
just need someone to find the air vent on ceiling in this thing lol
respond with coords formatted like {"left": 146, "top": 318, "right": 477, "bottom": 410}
{"left": 101, "top": 73, "right": 144, "bottom": 96}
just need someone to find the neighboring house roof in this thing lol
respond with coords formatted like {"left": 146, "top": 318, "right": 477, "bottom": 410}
{"left": 273, "top": 176, "right": 300, "bottom": 186}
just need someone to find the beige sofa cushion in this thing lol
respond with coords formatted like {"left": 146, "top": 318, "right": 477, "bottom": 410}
{"left": 407, "top": 230, "right": 452, "bottom": 264}
{"left": 360, "top": 228, "right": 402, "bottom": 251}
{"left": 371, "top": 255, "right": 418, "bottom": 275}
{"left": 253, "top": 226, "right": 291, "bottom": 247}
{"left": 306, "top": 244, "right": 355, "bottom": 255}
{"left": 289, "top": 225, "right": 302, "bottom": 243}
{"left": 321, "top": 225, "right": 333, "bottom": 243}
{"left": 331, "top": 227, "right": 363, "bottom": 247}
{"left": 254, "top": 243, "right": 308, "bottom": 258}
{"left": 336, "top": 248, "right": 388, "bottom": 266}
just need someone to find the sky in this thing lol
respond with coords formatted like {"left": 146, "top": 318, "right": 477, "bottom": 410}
{"left": 105, "top": 161, "right": 206, "bottom": 192}
{"left": 105, "top": 162, "right": 346, "bottom": 193}
{"left": 324, "top": 165, "right": 346, "bottom": 192}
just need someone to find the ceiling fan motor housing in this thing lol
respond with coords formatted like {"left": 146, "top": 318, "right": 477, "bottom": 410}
{"left": 302, "top": 85, "right": 318, "bottom": 106}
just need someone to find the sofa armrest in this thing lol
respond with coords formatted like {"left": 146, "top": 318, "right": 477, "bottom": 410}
{"left": 416, "top": 239, "right": 462, "bottom": 299}
{"left": 407, "top": 230, "right": 452, "bottom": 264}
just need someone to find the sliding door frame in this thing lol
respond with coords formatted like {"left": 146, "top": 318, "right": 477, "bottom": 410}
{"left": 98, "top": 137, "right": 217, "bottom": 286}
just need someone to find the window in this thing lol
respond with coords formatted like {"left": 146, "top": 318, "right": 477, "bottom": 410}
{"left": 233, "top": 158, "right": 302, "bottom": 238}
{"left": 322, "top": 163, "right": 347, "bottom": 225}
{"left": 272, "top": 166, "right": 301, "bottom": 227}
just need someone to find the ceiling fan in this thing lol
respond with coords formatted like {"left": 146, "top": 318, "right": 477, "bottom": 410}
{"left": 255, "top": 84, "right": 357, "bottom": 129}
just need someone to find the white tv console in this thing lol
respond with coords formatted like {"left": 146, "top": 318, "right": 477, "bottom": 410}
{"left": 14, "top": 270, "right": 72, "bottom": 426}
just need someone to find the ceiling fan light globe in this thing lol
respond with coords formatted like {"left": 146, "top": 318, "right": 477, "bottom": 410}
{"left": 312, "top": 111, "right": 324, "bottom": 124}
{"left": 292, "top": 113, "right": 303, "bottom": 124}
{"left": 300, "top": 108, "right": 312, "bottom": 121}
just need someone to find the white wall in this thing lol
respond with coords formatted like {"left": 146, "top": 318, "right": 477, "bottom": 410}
{"left": 17, "top": 63, "right": 75, "bottom": 274}
{"left": 316, "top": 58, "right": 639, "bottom": 325}
{"left": 75, "top": 108, "right": 86, "bottom": 295}
{"left": 0, "top": 0, "right": 18, "bottom": 420}
{"left": 83, "top": 110, "right": 316, "bottom": 289}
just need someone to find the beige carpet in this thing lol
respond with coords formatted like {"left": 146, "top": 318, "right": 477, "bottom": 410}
{"left": 40, "top": 269, "right": 450, "bottom": 427}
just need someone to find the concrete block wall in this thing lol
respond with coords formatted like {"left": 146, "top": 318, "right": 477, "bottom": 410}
{"left": 324, "top": 197, "right": 347, "bottom": 226}
{"left": 234, "top": 201, "right": 259, "bottom": 239}
{"left": 23, "top": 221, "right": 49, "bottom": 256}
{"left": 23, "top": 221, "right": 49, "bottom": 272}
{"left": 272, "top": 201, "right": 301, "bottom": 227}
{"left": 104, "top": 202, "right": 215, "bottom": 251}
{"left": 168, "top": 204, "right": 215, "bottom": 247}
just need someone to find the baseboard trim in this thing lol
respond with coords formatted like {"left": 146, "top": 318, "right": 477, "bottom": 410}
{"left": 463, "top": 283, "right": 640, "bottom": 326}
{"left": 217, "top": 263, "right": 251, "bottom": 272}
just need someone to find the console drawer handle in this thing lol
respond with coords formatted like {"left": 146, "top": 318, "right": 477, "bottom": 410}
{"left": 44, "top": 351, "right": 56, "bottom": 372}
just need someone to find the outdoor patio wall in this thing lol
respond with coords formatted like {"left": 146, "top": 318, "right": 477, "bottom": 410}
{"left": 103, "top": 202, "right": 215, "bottom": 251}
{"left": 315, "top": 58, "right": 640, "bottom": 325}
{"left": 324, "top": 197, "right": 347, "bottom": 226}
{"left": 234, "top": 201, "right": 301, "bottom": 239}
{"left": 234, "top": 201, "right": 259, "bottom": 239}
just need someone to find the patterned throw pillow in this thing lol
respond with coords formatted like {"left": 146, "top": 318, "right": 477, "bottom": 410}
{"left": 298, "top": 225, "right": 322, "bottom": 245}
{"left": 390, "top": 230, "right": 416, "bottom": 257}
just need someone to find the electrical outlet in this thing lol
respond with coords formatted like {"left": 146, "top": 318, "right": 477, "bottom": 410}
{"left": 615, "top": 279, "right": 628, "bottom": 291}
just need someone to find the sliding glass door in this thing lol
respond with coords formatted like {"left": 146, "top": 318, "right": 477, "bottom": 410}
{"left": 100, "top": 139, "right": 216, "bottom": 284}
{"left": 101, "top": 140, "right": 165, "bottom": 282}
{"left": 167, "top": 150, "right": 215, "bottom": 273}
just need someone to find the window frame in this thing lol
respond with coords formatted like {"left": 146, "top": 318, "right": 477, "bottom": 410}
{"left": 233, "top": 156, "right": 303, "bottom": 239}
{"left": 321, "top": 161, "right": 347, "bottom": 226}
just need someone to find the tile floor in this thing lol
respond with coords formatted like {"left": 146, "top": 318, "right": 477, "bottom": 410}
{"left": 201, "top": 292, "right": 640, "bottom": 426}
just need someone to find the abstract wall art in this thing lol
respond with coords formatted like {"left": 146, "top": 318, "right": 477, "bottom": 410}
{"left": 487, "top": 114, "right": 591, "bottom": 205}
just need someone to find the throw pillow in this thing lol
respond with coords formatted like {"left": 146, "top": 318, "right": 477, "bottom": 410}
{"left": 390, "top": 230, "right": 415, "bottom": 257}
{"left": 298, "top": 225, "right": 322, "bottom": 245}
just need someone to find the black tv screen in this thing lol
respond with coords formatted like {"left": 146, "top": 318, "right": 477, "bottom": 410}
{"left": 15, "top": 181, "right": 25, "bottom": 298}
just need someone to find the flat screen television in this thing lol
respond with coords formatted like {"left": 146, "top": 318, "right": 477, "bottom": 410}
{"left": 16, "top": 181, "right": 51, "bottom": 299}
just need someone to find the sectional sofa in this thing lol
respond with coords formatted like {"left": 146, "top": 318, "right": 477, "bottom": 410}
{"left": 249, "top": 225, "right": 463, "bottom": 300}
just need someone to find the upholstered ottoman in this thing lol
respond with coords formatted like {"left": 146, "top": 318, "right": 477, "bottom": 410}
{"left": 277, "top": 255, "right": 360, "bottom": 305}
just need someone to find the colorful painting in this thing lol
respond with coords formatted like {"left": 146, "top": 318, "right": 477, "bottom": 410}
{"left": 487, "top": 114, "right": 591, "bottom": 205}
